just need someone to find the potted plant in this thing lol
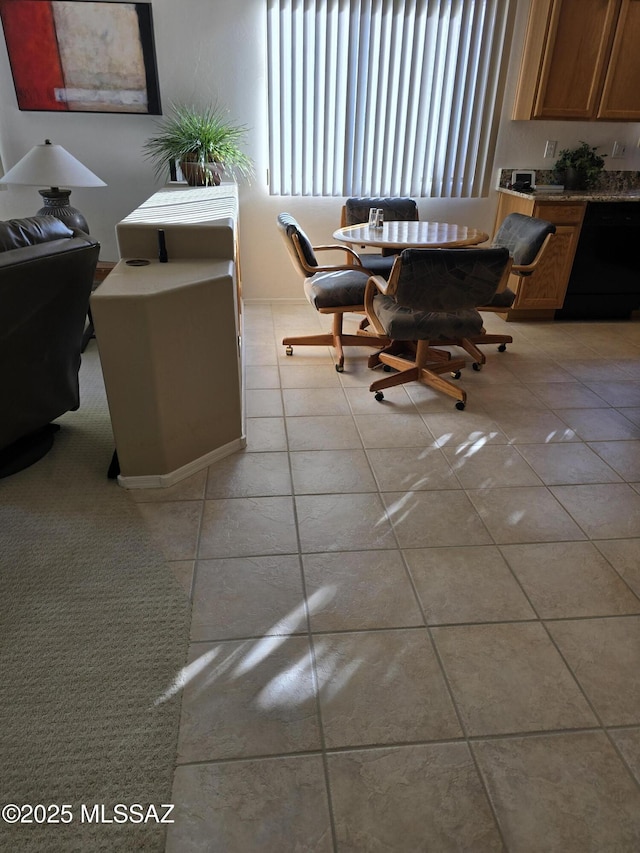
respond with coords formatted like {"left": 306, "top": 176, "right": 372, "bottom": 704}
{"left": 143, "top": 103, "right": 254, "bottom": 186}
{"left": 553, "top": 141, "right": 606, "bottom": 191}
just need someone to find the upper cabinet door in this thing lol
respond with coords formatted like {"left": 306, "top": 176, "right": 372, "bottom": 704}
{"left": 512, "top": 0, "right": 640, "bottom": 121}
{"left": 534, "top": 0, "right": 619, "bottom": 119}
{"left": 597, "top": 0, "right": 640, "bottom": 119}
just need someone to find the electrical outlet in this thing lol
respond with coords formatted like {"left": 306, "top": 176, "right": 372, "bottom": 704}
{"left": 611, "top": 141, "right": 626, "bottom": 158}
{"left": 544, "top": 140, "right": 557, "bottom": 158}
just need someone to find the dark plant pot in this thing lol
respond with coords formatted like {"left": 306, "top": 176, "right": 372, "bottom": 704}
{"left": 563, "top": 167, "right": 587, "bottom": 191}
{"left": 180, "top": 158, "right": 223, "bottom": 186}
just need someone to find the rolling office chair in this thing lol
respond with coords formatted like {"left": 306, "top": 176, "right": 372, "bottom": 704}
{"left": 458, "top": 213, "right": 556, "bottom": 368}
{"left": 277, "top": 213, "right": 389, "bottom": 372}
{"left": 341, "top": 197, "right": 419, "bottom": 278}
{"left": 364, "top": 247, "right": 511, "bottom": 409}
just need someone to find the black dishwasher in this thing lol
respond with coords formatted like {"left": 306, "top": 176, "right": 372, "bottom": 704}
{"left": 556, "top": 201, "right": 640, "bottom": 320}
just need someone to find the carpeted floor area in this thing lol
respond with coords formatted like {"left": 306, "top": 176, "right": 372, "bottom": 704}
{"left": 0, "top": 345, "right": 192, "bottom": 852}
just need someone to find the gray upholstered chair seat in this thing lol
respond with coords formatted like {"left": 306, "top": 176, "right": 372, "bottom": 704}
{"left": 373, "top": 294, "right": 484, "bottom": 341}
{"left": 304, "top": 268, "right": 371, "bottom": 310}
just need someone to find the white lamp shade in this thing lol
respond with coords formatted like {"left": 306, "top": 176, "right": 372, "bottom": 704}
{"left": 0, "top": 140, "right": 106, "bottom": 188}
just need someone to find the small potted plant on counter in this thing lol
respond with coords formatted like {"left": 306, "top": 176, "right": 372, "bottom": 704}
{"left": 553, "top": 141, "right": 606, "bottom": 191}
{"left": 143, "top": 103, "right": 254, "bottom": 186}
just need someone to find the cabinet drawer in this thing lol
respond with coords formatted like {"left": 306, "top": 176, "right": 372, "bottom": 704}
{"left": 534, "top": 203, "right": 586, "bottom": 224}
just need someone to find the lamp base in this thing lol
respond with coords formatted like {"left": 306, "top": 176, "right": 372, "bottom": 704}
{"left": 37, "top": 188, "right": 90, "bottom": 234}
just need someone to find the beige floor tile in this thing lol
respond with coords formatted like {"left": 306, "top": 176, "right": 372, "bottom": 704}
{"left": 523, "top": 381, "right": 609, "bottom": 408}
{"left": 244, "top": 417, "right": 288, "bottom": 452}
{"left": 328, "top": 743, "right": 502, "bottom": 852}
{"left": 315, "top": 629, "right": 461, "bottom": 747}
{"left": 502, "top": 541, "right": 640, "bottom": 618}
{"left": 382, "top": 490, "right": 492, "bottom": 548}
{"left": 243, "top": 343, "right": 279, "bottom": 366}
{"left": 302, "top": 550, "right": 423, "bottom": 631}
{"left": 282, "top": 387, "right": 351, "bottom": 417}
{"left": 547, "top": 616, "right": 640, "bottom": 726}
{"left": 490, "top": 409, "right": 578, "bottom": 443}
{"left": 610, "top": 728, "right": 640, "bottom": 785}
{"left": 285, "top": 415, "right": 363, "bottom": 451}
{"left": 517, "top": 442, "right": 622, "bottom": 485}
{"left": 244, "top": 365, "right": 281, "bottom": 389}
{"left": 562, "top": 358, "right": 633, "bottom": 382}
{"left": 551, "top": 483, "right": 640, "bottom": 539}
{"left": 205, "top": 451, "right": 292, "bottom": 498}
{"left": 595, "top": 538, "right": 640, "bottom": 597}
{"left": 432, "top": 622, "right": 597, "bottom": 736}
{"left": 584, "top": 380, "right": 640, "bottom": 408}
{"left": 405, "top": 545, "right": 535, "bottom": 624}
{"left": 620, "top": 406, "right": 640, "bottom": 426}
{"left": 244, "top": 389, "right": 284, "bottom": 418}
{"left": 177, "top": 637, "right": 321, "bottom": 762}
{"left": 420, "top": 410, "right": 509, "bottom": 448}
{"left": 442, "top": 444, "right": 542, "bottom": 488}
{"left": 589, "top": 440, "right": 640, "bottom": 481}
{"left": 278, "top": 364, "right": 343, "bottom": 388}
{"left": 473, "top": 731, "right": 640, "bottom": 853}
{"left": 199, "top": 497, "right": 298, "bottom": 558}
{"left": 366, "top": 445, "right": 460, "bottom": 491}
{"left": 290, "top": 449, "right": 377, "bottom": 494}
{"left": 167, "top": 756, "right": 333, "bottom": 853}
{"left": 353, "top": 412, "right": 436, "bottom": 448}
{"left": 190, "top": 555, "right": 306, "bottom": 641}
{"left": 343, "top": 383, "right": 417, "bottom": 410}
{"left": 296, "top": 493, "right": 395, "bottom": 553}
{"left": 466, "top": 486, "right": 587, "bottom": 544}
{"left": 137, "top": 500, "right": 202, "bottom": 561}
{"left": 465, "top": 383, "right": 550, "bottom": 411}
{"left": 556, "top": 408, "right": 640, "bottom": 441}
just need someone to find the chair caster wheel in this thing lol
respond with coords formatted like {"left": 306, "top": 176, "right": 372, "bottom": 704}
{"left": 455, "top": 400, "right": 466, "bottom": 410}
{"left": 472, "top": 362, "right": 482, "bottom": 371}
{"left": 451, "top": 370, "right": 462, "bottom": 379}
{"left": 335, "top": 363, "right": 344, "bottom": 373}
{"left": 374, "top": 391, "right": 384, "bottom": 402}
{"left": 285, "top": 345, "right": 293, "bottom": 356}
{"left": 498, "top": 344, "right": 507, "bottom": 352}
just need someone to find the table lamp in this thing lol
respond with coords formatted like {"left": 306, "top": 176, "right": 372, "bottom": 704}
{"left": 0, "top": 139, "right": 106, "bottom": 234}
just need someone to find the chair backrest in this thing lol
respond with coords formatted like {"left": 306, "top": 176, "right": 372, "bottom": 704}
{"left": 342, "top": 197, "right": 419, "bottom": 226}
{"left": 389, "top": 247, "right": 511, "bottom": 313}
{"left": 492, "top": 212, "right": 556, "bottom": 265}
{"left": 277, "top": 212, "right": 318, "bottom": 277}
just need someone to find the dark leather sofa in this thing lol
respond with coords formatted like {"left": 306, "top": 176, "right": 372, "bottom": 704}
{"left": 0, "top": 216, "right": 100, "bottom": 476}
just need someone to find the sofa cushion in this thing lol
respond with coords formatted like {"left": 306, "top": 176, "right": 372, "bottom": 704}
{"left": 0, "top": 216, "right": 74, "bottom": 253}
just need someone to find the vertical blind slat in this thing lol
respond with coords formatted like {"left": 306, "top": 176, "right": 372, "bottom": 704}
{"left": 267, "top": 0, "right": 510, "bottom": 197}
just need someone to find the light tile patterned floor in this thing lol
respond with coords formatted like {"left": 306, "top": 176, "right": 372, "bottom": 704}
{"left": 136, "top": 302, "right": 640, "bottom": 851}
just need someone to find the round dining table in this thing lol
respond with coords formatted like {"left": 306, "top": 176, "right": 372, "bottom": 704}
{"left": 333, "top": 220, "right": 489, "bottom": 250}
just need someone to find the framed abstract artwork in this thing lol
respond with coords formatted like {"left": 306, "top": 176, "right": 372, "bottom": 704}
{"left": 0, "top": 0, "right": 162, "bottom": 113}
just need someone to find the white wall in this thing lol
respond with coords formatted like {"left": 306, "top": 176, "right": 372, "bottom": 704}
{"left": 0, "top": 0, "right": 638, "bottom": 299}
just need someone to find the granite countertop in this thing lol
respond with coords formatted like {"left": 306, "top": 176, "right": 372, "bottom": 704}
{"left": 497, "top": 187, "right": 640, "bottom": 202}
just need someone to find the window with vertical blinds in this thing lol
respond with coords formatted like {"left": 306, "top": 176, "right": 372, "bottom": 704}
{"left": 267, "top": 0, "right": 511, "bottom": 198}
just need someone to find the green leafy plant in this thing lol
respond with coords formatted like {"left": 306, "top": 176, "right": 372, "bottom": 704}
{"left": 143, "top": 103, "right": 254, "bottom": 186}
{"left": 553, "top": 141, "right": 606, "bottom": 190}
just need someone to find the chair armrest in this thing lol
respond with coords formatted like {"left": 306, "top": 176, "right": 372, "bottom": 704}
{"left": 363, "top": 275, "right": 390, "bottom": 336}
{"left": 510, "top": 232, "right": 555, "bottom": 277}
{"left": 312, "top": 243, "right": 368, "bottom": 272}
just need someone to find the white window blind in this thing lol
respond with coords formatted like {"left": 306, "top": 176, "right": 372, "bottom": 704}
{"left": 267, "top": 0, "right": 511, "bottom": 197}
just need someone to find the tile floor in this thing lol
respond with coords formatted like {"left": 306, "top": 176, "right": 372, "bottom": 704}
{"left": 134, "top": 302, "right": 640, "bottom": 851}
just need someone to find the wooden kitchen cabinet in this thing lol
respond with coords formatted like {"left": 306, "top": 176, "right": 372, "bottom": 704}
{"left": 513, "top": 0, "right": 640, "bottom": 121}
{"left": 493, "top": 193, "right": 586, "bottom": 319}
